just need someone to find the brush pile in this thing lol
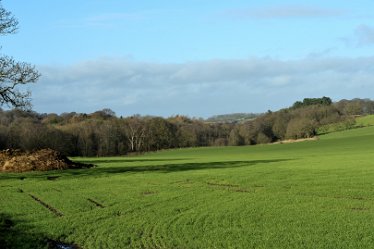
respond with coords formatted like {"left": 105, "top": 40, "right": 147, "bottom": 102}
{"left": 0, "top": 149, "right": 92, "bottom": 172}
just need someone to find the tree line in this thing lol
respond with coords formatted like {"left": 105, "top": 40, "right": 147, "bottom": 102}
{"left": 0, "top": 97, "right": 373, "bottom": 156}
{"left": 0, "top": 108, "right": 233, "bottom": 156}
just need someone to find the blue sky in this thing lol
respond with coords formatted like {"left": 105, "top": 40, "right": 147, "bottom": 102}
{"left": 2, "top": 0, "right": 374, "bottom": 117}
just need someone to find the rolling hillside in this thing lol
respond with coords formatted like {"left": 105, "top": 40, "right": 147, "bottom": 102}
{"left": 1, "top": 125, "right": 374, "bottom": 248}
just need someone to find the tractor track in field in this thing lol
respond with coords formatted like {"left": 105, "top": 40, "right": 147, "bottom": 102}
{"left": 206, "top": 182, "right": 252, "bottom": 193}
{"left": 351, "top": 207, "right": 369, "bottom": 211}
{"left": 29, "top": 194, "right": 64, "bottom": 217}
{"left": 87, "top": 198, "right": 105, "bottom": 208}
{"left": 207, "top": 182, "right": 239, "bottom": 187}
{"left": 16, "top": 188, "right": 63, "bottom": 217}
{"left": 0, "top": 184, "right": 13, "bottom": 188}
{"left": 300, "top": 193, "right": 368, "bottom": 201}
{"left": 51, "top": 188, "right": 62, "bottom": 192}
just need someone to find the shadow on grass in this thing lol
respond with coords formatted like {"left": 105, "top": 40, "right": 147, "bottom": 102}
{"left": 0, "top": 213, "right": 46, "bottom": 249}
{"left": 0, "top": 159, "right": 291, "bottom": 180}
{"left": 64, "top": 159, "right": 291, "bottom": 177}
{"left": 75, "top": 158, "right": 190, "bottom": 165}
{"left": 0, "top": 213, "right": 79, "bottom": 249}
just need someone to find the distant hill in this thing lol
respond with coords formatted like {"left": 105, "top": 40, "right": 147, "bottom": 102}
{"left": 205, "top": 113, "right": 262, "bottom": 123}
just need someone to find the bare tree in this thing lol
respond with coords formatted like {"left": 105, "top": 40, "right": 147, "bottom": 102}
{"left": 123, "top": 117, "right": 146, "bottom": 152}
{"left": 0, "top": 2, "right": 40, "bottom": 109}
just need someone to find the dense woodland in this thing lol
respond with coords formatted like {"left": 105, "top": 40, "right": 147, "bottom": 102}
{"left": 1, "top": 97, "right": 374, "bottom": 157}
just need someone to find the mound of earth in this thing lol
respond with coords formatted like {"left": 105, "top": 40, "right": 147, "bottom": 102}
{"left": 0, "top": 149, "right": 93, "bottom": 172}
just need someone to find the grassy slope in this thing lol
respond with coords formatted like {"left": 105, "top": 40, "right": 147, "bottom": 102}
{"left": 318, "top": 114, "right": 374, "bottom": 135}
{"left": 1, "top": 126, "right": 374, "bottom": 248}
{"left": 356, "top": 114, "right": 374, "bottom": 127}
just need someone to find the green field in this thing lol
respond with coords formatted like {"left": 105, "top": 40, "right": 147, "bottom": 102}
{"left": 2, "top": 126, "right": 374, "bottom": 248}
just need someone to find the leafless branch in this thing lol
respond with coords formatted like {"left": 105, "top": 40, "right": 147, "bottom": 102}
{"left": 0, "top": 5, "right": 18, "bottom": 35}
{"left": 0, "top": 56, "right": 40, "bottom": 109}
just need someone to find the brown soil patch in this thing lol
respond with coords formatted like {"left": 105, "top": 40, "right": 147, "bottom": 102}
{"left": 0, "top": 149, "right": 93, "bottom": 173}
{"left": 273, "top": 137, "right": 319, "bottom": 144}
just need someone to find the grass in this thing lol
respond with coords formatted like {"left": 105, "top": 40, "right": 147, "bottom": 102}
{"left": 356, "top": 114, "right": 374, "bottom": 127}
{"left": 1, "top": 126, "right": 374, "bottom": 248}
{"left": 317, "top": 114, "right": 374, "bottom": 135}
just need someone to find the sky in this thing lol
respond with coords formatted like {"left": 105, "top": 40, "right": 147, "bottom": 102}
{"left": 2, "top": 0, "right": 374, "bottom": 117}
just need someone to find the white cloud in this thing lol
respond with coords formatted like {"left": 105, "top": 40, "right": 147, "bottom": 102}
{"left": 56, "top": 12, "right": 145, "bottom": 29}
{"left": 355, "top": 25, "right": 374, "bottom": 46}
{"left": 342, "top": 25, "right": 374, "bottom": 47}
{"left": 223, "top": 5, "right": 344, "bottom": 19}
{"left": 31, "top": 57, "right": 374, "bottom": 117}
